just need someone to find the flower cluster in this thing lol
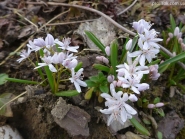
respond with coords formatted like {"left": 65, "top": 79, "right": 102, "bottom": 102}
{"left": 17, "top": 34, "right": 87, "bottom": 93}
{"left": 100, "top": 19, "right": 162, "bottom": 126}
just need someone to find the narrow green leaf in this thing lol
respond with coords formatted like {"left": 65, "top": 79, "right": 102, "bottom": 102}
{"left": 44, "top": 66, "right": 55, "bottom": 93}
{"left": 0, "top": 73, "right": 8, "bottom": 85}
{"left": 170, "top": 14, "right": 176, "bottom": 31}
{"left": 99, "top": 85, "right": 109, "bottom": 93}
{"left": 130, "top": 117, "right": 150, "bottom": 136}
{"left": 120, "top": 38, "right": 129, "bottom": 63}
{"left": 55, "top": 90, "right": 79, "bottom": 97}
{"left": 159, "top": 52, "right": 185, "bottom": 73}
{"left": 85, "top": 31, "right": 105, "bottom": 54}
{"left": 130, "top": 35, "right": 139, "bottom": 52}
{"left": 148, "top": 59, "right": 161, "bottom": 66}
{"left": 110, "top": 40, "right": 118, "bottom": 76}
{"left": 6, "top": 78, "right": 38, "bottom": 84}
{"left": 93, "top": 64, "right": 110, "bottom": 73}
{"left": 75, "top": 62, "right": 82, "bottom": 72}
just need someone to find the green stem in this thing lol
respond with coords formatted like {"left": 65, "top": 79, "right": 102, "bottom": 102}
{"left": 60, "top": 79, "right": 69, "bottom": 82}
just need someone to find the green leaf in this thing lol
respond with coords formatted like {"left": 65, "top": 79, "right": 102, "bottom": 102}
{"left": 110, "top": 40, "right": 118, "bottom": 76}
{"left": 120, "top": 38, "right": 129, "bottom": 63}
{"left": 93, "top": 64, "right": 110, "bottom": 73}
{"left": 55, "top": 90, "right": 79, "bottom": 97}
{"left": 86, "top": 80, "right": 96, "bottom": 87}
{"left": 0, "top": 93, "right": 15, "bottom": 117}
{"left": 157, "top": 131, "right": 163, "bottom": 139}
{"left": 130, "top": 117, "right": 151, "bottom": 136}
{"left": 84, "top": 87, "right": 94, "bottom": 99}
{"left": 130, "top": 35, "right": 139, "bottom": 52}
{"left": 89, "top": 76, "right": 99, "bottom": 82}
{"left": 99, "top": 85, "right": 109, "bottom": 93}
{"left": 6, "top": 78, "right": 38, "bottom": 84}
{"left": 36, "top": 62, "right": 45, "bottom": 81}
{"left": 170, "top": 14, "right": 176, "bottom": 31}
{"left": 159, "top": 52, "right": 185, "bottom": 73}
{"left": 75, "top": 62, "right": 82, "bottom": 72}
{"left": 85, "top": 31, "right": 105, "bottom": 54}
{"left": 153, "top": 97, "right": 160, "bottom": 104}
{"left": 0, "top": 73, "right": 8, "bottom": 85}
{"left": 44, "top": 66, "right": 55, "bottom": 93}
{"left": 156, "top": 108, "right": 165, "bottom": 117}
{"left": 147, "top": 59, "right": 161, "bottom": 66}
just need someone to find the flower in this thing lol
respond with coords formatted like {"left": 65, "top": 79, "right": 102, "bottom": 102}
{"left": 174, "top": 27, "right": 182, "bottom": 39}
{"left": 116, "top": 55, "right": 149, "bottom": 78}
{"left": 118, "top": 74, "right": 149, "bottom": 94}
{"left": 100, "top": 84, "right": 137, "bottom": 126}
{"left": 62, "top": 53, "right": 78, "bottom": 69}
{"left": 126, "top": 39, "right": 133, "bottom": 51}
{"left": 132, "top": 19, "right": 152, "bottom": 34}
{"left": 56, "top": 37, "right": 79, "bottom": 52}
{"left": 128, "top": 94, "right": 138, "bottom": 102}
{"left": 17, "top": 48, "right": 31, "bottom": 63}
{"left": 105, "top": 46, "right": 110, "bottom": 56}
{"left": 138, "top": 29, "right": 163, "bottom": 49}
{"left": 34, "top": 56, "right": 57, "bottom": 72}
{"left": 33, "top": 34, "right": 56, "bottom": 49}
{"left": 96, "top": 56, "right": 109, "bottom": 65}
{"left": 149, "top": 64, "right": 160, "bottom": 80}
{"left": 128, "top": 39, "right": 160, "bottom": 66}
{"left": 107, "top": 75, "right": 115, "bottom": 83}
{"left": 69, "top": 68, "right": 87, "bottom": 93}
{"left": 27, "top": 40, "right": 41, "bottom": 52}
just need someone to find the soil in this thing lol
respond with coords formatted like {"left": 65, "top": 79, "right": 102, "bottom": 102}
{"left": 1, "top": 0, "right": 185, "bottom": 139}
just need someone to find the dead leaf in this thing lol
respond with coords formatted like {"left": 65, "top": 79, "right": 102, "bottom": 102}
{"left": 0, "top": 93, "right": 15, "bottom": 117}
{"left": 18, "top": 25, "right": 36, "bottom": 39}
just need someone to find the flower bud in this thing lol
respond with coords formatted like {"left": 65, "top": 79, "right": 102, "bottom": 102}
{"left": 107, "top": 75, "right": 114, "bottom": 83}
{"left": 174, "top": 27, "right": 180, "bottom": 37}
{"left": 112, "top": 81, "right": 117, "bottom": 87}
{"left": 166, "top": 37, "right": 171, "bottom": 44}
{"left": 155, "top": 102, "right": 164, "bottom": 108}
{"left": 178, "top": 38, "right": 183, "bottom": 44}
{"left": 116, "top": 80, "right": 123, "bottom": 87}
{"left": 168, "top": 33, "right": 173, "bottom": 38}
{"left": 129, "top": 94, "right": 138, "bottom": 102}
{"left": 105, "top": 46, "right": 110, "bottom": 56}
{"left": 147, "top": 104, "right": 155, "bottom": 109}
{"left": 126, "top": 39, "right": 132, "bottom": 51}
{"left": 96, "top": 56, "right": 109, "bottom": 65}
{"left": 181, "top": 43, "right": 185, "bottom": 51}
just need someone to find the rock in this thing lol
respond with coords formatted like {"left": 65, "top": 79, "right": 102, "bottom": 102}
{"left": 117, "top": 132, "right": 143, "bottom": 139}
{"left": 51, "top": 97, "right": 91, "bottom": 137}
{"left": 75, "top": 17, "right": 116, "bottom": 50}
{"left": 0, "top": 125, "right": 23, "bottom": 139}
{"left": 157, "top": 111, "right": 184, "bottom": 139}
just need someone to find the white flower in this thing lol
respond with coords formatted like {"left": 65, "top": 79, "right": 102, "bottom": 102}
{"left": 34, "top": 56, "right": 57, "bottom": 72}
{"left": 62, "top": 53, "right": 78, "bottom": 69}
{"left": 69, "top": 68, "right": 87, "bottom": 93}
{"left": 96, "top": 56, "right": 109, "bottom": 65}
{"left": 116, "top": 55, "right": 149, "bottom": 78}
{"left": 118, "top": 74, "right": 149, "bottom": 94}
{"left": 100, "top": 84, "right": 137, "bottom": 126}
{"left": 139, "top": 29, "right": 163, "bottom": 49}
{"left": 27, "top": 40, "right": 41, "bottom": 52}
{"left": 55, "top": 37, "right": 79, "bottom": 52}
{"left": 105, "top": 46, "right": 110, "bottom": 56}
{"left": 128, "top": 40, "right": 160, "bottom": 66}
{"left": 52, "top": 52, "right": 65, "bottom": 64}
{"left": 126, "top": 39, "right": 133, "bottom": 51}
{"left": 17, "top": 48, "right": 31, "bottom": 63}
{"left": 128, "top": 94, "right": 138, "bottom": 102}
{"left": 132, "top": 19, "right": 152, "bottom": 34}
{"left": 33, "top": 34, "right": 55, "bottom": 48}
{"left": 149, "top": 64, "right": 160, "bottom": 80}
{"left": 174, "top": 27, "right": 182, "bottom": 39}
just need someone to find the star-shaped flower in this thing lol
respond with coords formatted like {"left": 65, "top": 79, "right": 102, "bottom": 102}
{"left": 17, "top": 48, "right": 31, "bottom": 63}
{"left": 100, "top": 84, "right": 137, "bottom": 126}
{"left": 69, "top": 68, "right": 87, "bottom": 93}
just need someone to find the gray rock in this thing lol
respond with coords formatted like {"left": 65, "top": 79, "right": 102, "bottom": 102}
{"left": 157, "top": 111, "right": 184, "bottom": 139}
{"left": 51, "top": 97, "right": 91, "bottom": 137}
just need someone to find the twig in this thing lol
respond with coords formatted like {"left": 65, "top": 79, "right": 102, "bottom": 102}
{"left": 0, "top": 10, "right": 70, "bottom": 66}
{"left": 26, "top": 1, "right": 136, "bottom": 36}
{"left": 117, "top": 0, "right": 138, "bottom": 16}
{"left": 159, "top": 44, "right": 185, "bottom": 70}
{"left": 13, "top": 9, "right": 39, "bottom": 31}
{"left": 46, "top": 19, "right": 96, "bottom": 26}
